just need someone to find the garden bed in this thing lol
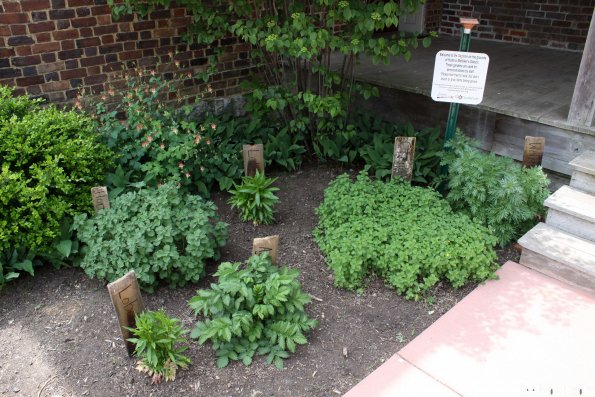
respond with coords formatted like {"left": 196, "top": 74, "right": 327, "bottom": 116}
{"left": 0, "top": 163, "right": 518, "bottom": 397}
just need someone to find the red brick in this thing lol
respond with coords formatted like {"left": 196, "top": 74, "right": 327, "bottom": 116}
{"left": 42, "top": 80, "right": 70, "bottom": 92}
{"left": 71, "top": 16, "right": 97, "bottom": 28}
{"left": 94, "top": 25, "right": 117, "bottom": 35}
{"left": 101, "top": 35, "right": 115, "bottom": 44}
{"left": 26, "top": 85, "right": 42, "bottom": 95}
{"left": 61, "top": 40, "right": 75, "bottom": 50}
{"left": 60, "top": 68, "right": 87, "bottom": 79}
{"left": 118, "top": 50, "right": 142, "bottom": 61}
{"left": 80, "top": 55, "right": 105, "bottom": 67}
{"left": 12, "top": 55, "right": 41, "bottom": 66}
{"left": 0, "top": 13, "right": 29, "bottom": 24}
{"left": 52, "top": 29, "right": 79, "bottom": 40}
{"left": 67, "top": 0, "right": 94, "bottom": 6}
{"left": 0, "top": 26, "right": 11, "bottom": 36}
{"left": 31, "top": 42, "right": 61, "bottom": 54}
{"left": 76, "top": 37, "right": 101, "bottom": 48}
{"left": 15, "top": 46, "right": 33, "bottom": 56}
{"left": 97, "top": 15, "right": 112, "bottom": 25}
{"left": 16, "top": 75, "right": 44, "bottom": 86}
{"left": 35, "top": 32, "right": 52, "bottom": 42}
{"left": 21, "top": 0, "right": 50, "bottom": 11}
{"left": 38, "top": 61, "right": 65, "bottom": 73}
{"left": 28, "top": 21, "right": 56, "bottom": 33}
{"left": 3, "top": 2, "right": 22, "bottom": 12}
{"left": 91, "top": 5, "right": 111, "bottom": 15}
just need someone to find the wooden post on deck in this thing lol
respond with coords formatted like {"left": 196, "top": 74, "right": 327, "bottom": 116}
{"left": 568, "top": 8, "right": 595, "bottom": 127}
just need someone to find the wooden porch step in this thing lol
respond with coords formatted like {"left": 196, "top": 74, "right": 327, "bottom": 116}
{"left": 518, "top": 222, "right": 595, "bottom": 294}
{"left": 545, "top": 185, "right": 595, "bottom": 242}
{"left": 569, "top": 150, "right": 595, "bottom": 195}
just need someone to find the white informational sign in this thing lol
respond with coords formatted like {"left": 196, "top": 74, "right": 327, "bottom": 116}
{"left": 431, "top": 50, "right": 490, "bottom": 105}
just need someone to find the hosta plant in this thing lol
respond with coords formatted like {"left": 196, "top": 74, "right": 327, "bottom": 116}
{"left": 127, "top": 309, "right": 191, "bottom": 384}
{"left": 228, "top": 171, "right": 280, "bottom": 225}
{"left": 189, "top": 253, "right": 317, "bottom": 369}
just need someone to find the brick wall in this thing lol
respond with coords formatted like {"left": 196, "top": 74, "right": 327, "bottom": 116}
{"left": 0, "top": 0, "right": 255, "bottom": 104}
{"left": 439, "top": 0, "right": 594, "bottom": 51}
{"left": 424, "top": 0, "right": 443, "bottom": 33}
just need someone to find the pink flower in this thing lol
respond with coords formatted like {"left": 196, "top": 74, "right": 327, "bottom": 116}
{"left": 207, "top": 84, "right": 213, "bottom": 93}
{"left": 150, "top": 87, "right": 156, "bottom": 94}
{"left": 172, "top": 127, "right": 178, "bottom": 134}
{"left": 200, "top": 166, "right": 205, "bottom": 172}
{"left": 100, "top": 95, "right": 107, "bottom": 101}
{"left": 136, "top": 124, "right": 144, "bottom": 131}
{"left": 108, "top": 89, "right": 115, "bottom": 96}
{"left": 185, "top": 172, "right": 191, "bottom": 178}
{"left": 187, "top": 72, "right": 192, "bottom": 78}
{"left": 160, "top": 143, "right": 165, "bottom": 149}
{"left": 119, "top": 120, "right": 126, "bottom": 125}
{"left": 175, "top": 60, "right": 180, "bottom": 67}
{"left": 178, "top": 161, "right": 184, "bottom": 169}
{"left": 147, "top": 135, "right": 153, "bottom": 142}
{"left": 206, "top": 139, "right": 211, "bottom": 145}
{"left": 141, "top": 141, "right": 149, "bottom": 148}
{"left": 151, "top": 70, "right": 156, "bottom": 76}
{"left": 210, "top": 123, "right": 216, "bottom": 130}
{"left": 195, "top": 135, "right": 201, "bottom": 144}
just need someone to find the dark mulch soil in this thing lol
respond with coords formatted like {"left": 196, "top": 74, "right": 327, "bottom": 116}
{"left": 0, "top": 163, "right": 519, "bottom": 397}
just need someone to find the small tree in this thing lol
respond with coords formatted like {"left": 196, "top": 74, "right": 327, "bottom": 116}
{"left": 109, "top": 0, "right": 432, "bottom": 151}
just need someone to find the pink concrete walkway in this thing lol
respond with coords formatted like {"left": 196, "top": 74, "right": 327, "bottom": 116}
{"left": 345, "top": 261, "right": 595, "bottom": 397}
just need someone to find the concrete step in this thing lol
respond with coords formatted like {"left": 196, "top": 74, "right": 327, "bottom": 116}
{"left": 569, "top": 150, "right": 595, "bottom": 195}
{"left": 545, "top": 185, "right": 595, "bottom": 242}
{"left": 518, "top": 223, "right": 595, "bottom": 294}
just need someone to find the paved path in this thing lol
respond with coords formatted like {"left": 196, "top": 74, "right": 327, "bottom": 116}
{"left": 345, "top": 261, "right": 595, "bottom": 397}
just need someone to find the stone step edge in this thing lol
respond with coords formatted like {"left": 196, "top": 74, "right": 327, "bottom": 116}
{"left": 569, "top": 150, "right": 595, "bottom": 176}
{"left": 544, "top": 185, "right": 595, "bottom": 224}
{"left": 518, "top": 223, "right": 595, "bottom": 272}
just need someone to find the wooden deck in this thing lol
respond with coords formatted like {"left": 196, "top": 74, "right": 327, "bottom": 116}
{"left": 345, "top": 36, "right": 595, "bottom": 179}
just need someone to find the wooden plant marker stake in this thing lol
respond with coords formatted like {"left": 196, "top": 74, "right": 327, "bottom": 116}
{"left": 523, "top": 136, "right": 546, "bottom": 168}
{"left": 107, "top": 271, "right": 145, "bottom": 356}
{"left": 252, "top": 235, "right": 280, "bottom": 264}
{"left": 243, "top": 144, "right": 264, "bottom": 177}
{"left": 391, "top": 137, "right": 416, "bottom": 182}
{"left": 91, "top": 186, "right": 110, "bottom": 214}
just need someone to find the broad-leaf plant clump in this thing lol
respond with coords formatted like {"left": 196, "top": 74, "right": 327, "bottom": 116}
{"left": 74, "top": 183, "right": 228, "bottom": 292}
{"left": 228, "top": 170, "right": 280, "bottom": 225}
{"left": 189, "top": 253, "right": 317, "bottom": 369}
{"left": 314, "top": 172, "right": 499, "bottom": 300}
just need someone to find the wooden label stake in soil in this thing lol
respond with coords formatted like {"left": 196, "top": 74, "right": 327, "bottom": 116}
{"left": 243, "top": 144, "right": 264, "bottom": 177}
{"left": 391, "top": 137, "right": 416, "bottom": 182}
{"left": 252, "top": 235, "right": 280, "bottom": 264}
{"left": 107, "top": 271, "right": 145, "bottom": 356}
{"left": 523, "top": 136, "right": 546, "bottom": 168}
{"left": 91, "top": 186, "right": 110, "bottom": 213}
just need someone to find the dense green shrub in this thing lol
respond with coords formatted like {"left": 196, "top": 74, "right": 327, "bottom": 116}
{"left": 0, "top": 89, "right": 112, "bottom": 275}
{"left": 189, "top": 253, "right": 317, "bottom": 369}
{"left": 88, "top": 70, "right": 249, "bottom": 196}
{"left": 314, "top": 172, "right": 498, "bottom": 300}
{"left": 73, "top": 183, "right": 228, "bottom": 292}
{"left": 128, "top": 309, "right": 191, "bottom": 384}
{"left": 228, "top": 171, "right": 280, "bottom": 225}
{"left": 0, "top": 86, "right": 43, "bottom": 121}
{"left": 441, "top": 134, "right": 550, "bottom": 246}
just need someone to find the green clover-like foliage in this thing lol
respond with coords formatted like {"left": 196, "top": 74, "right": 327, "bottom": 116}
{"left": 228, "top": 171, "right": 280, "bottom": 225}
{"left": 73, "top": 183, "right": 228, "bottom": 292}
{"left": 189, "top": 253, "right": 317, "bottom": 369}
{"left": 314, "top": 172, "right": 499, "bottom": 300}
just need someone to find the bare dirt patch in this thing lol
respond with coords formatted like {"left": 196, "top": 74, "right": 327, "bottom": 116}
{"left": 0, "top": 163, "right": 518, "bottom": 397}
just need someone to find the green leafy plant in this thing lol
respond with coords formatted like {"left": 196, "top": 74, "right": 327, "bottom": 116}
{"left": 109, "top": 0, "right": 432, "bottom": 152}
{"left": 0, "top": 85, "right": 43, "bottom": 121}
{"left": 189, "top": 253, "right": 317, "bottom": 369}
{"left": 228, "top": 171, "right": 280, "bottom": 225}
{"left": 0, "top": 247, "right": 36, "bottom": 289}
{"left": 73, "top": 183, "right": 228, "bottom": 292}
{"left": 441, "top": 133, "right": 550, "bottom": 246}
{"left": 314, "top": 172, "right": 498, "bottom": 300}
{"left": 0, "top": 87, "right": 113, "bottom": 286}
{"left": 128, "top": 309, "right": 191, "bottom": 384}
{"left": 86, "top": 68, "right": 244, "bottom": 197}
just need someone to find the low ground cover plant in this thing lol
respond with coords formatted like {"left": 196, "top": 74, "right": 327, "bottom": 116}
{"left": 189, "top": 253, "right": 317, "bottom": 369}
{"left": 0, "top": 87, "right": 112, "bottom": 286}
{"left": 128, "top": 309, "right": 191, "bottom": 384}
{"left": 228, "top": 171, "right": 280, "bottom": 225}
{"left": 314, "top": 172, "right": 498, "bottom": 300}
{"left": 441, "top": 134, "right": 550, "bottom": 246}
{"left": 73, "top": 183, "right": 228, "bottom": 292}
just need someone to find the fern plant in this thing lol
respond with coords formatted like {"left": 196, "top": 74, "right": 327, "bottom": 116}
{"left": 189, "top": 253, "right": 317, "bottom": 369}
{"left": 228, "top": 171, "right": 280, "bottom": 225}
{"left": 127, "top": 309, "right": 191, "bottom": 384}
{"left": 441, "top": 133, "right": 550, "bottom": 246}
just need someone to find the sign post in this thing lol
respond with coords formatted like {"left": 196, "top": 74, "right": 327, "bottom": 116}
{"left": 441, "top": 17, "right": 481, "bottom": 144}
